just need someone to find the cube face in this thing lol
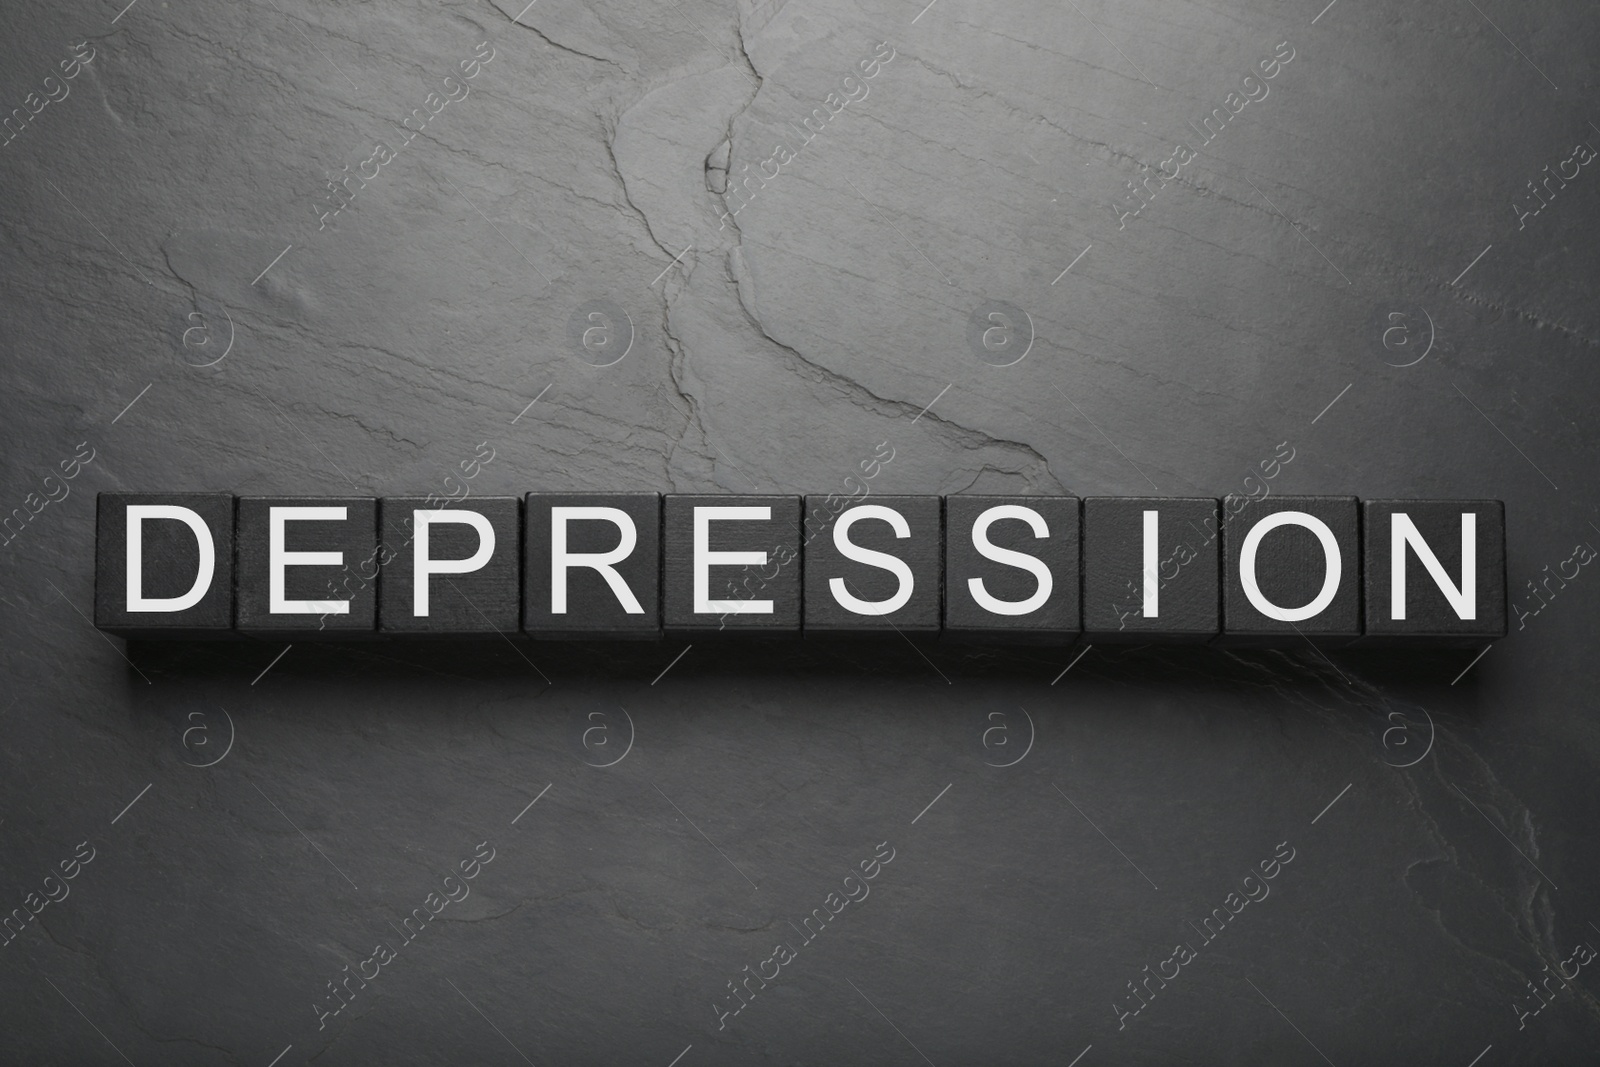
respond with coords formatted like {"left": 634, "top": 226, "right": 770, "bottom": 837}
{"left": 89, "top": 490, "right": 1514, "bottom": 649}
{"left": 94, "top": 493, "right": 235, "bottom": 636}
{"left": 1221, "top": 496, "right": 1361, "bottom": 645}
{"left": 523, "top": 493, "right": 660, "bottom": 638}
{"left": 803, "top": 495, "right": 942, "bottom": 634}
{"left": 663, "top": 495, "right": 801, "bottom": 636}
{"left": 379, "top": 497, "right": 520, "bottom": 635}
{"left": 1083, "top": 497, "right": 1220, "bottom": 641}
{"left": 943, "top": 495, "right": 1080, "bottom": 641}
{"left": 235, "top": 497, "right": 378, "bottom": 634}
{"left": 1362, "top": 499, "right": 1507, "bottom": 643}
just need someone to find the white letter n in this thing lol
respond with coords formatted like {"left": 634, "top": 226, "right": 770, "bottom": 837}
{"left": 1391, "top": 512, "right": 1475, "bottom": 620}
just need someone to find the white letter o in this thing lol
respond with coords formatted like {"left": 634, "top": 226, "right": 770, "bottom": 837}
{"left": 1239, "top": 511, "right": 1341, "bottom": 623}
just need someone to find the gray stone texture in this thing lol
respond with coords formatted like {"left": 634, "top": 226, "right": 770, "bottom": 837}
{"left": 2, "top": 0, "right": 1598, "bottom": 1062}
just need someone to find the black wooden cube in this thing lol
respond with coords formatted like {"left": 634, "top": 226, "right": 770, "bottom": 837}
{"left": 663, "top": 495, "right": 801, "bottom": 636}
{"left": 379, "top": 497, "right": 520, "bottom": 635}
{"left": 94, "top": 493, "right": 235, "bottom": 637}
{"left": 1220, "top": 496, "right": 1360, "bottom": 646}
{"left": 1083, "top": 497, "right": 1219, "bottom": 642}
{"left": 236, "top": 497, "right": 377, "bottom": 635}
{"left": 1362, "top": 499, "right": 1506, "bottom": 644}
{"left": 943, "top": 495, "right": 1080, "bottom": 642}
{"left": 524, "top": 493, "right": 660, "bottom": 639}
{"left": 803, "top": 495, "right": 941, "bottom": 635}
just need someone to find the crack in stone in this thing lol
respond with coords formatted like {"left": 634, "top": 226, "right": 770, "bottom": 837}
{"left": 1442, "top": 287, "right": 1600, "bottom": 352}
{"left": 484, "top": 0, "right": 630, "bottom": 70}
{"left": 720, "top": 250, "right": 1062, "bottom": 484}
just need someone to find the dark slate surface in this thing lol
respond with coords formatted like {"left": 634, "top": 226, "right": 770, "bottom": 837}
{"left": 2, "top": 0, "right": 1599, "bottom": 1063}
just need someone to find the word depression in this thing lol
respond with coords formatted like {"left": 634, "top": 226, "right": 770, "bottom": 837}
{"left": 93, "top": 493, "right": 1507, "bottom": 645}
